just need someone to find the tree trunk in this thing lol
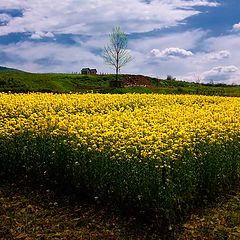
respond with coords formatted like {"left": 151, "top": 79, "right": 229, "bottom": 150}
{"left": 116, "top": 52, "right": 119, "bottom": 81}
{"left": 116, "top": 67, "right": 118, "bottom": 81}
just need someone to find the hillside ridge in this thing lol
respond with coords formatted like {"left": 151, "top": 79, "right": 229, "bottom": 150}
{"left": 0, "top": 70, "right": 239, "bottom": 96}
{"left": 0, "top": 66, "right": 25, "bottom": 73}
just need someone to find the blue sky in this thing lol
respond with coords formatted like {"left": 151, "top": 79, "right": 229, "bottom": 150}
{"left": 0, "top": 0, "right": 240, "bottom": 84}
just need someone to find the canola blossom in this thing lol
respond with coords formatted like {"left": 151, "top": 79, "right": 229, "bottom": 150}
{"left": 0, "top": 93, "right": 240, "bottom": 218}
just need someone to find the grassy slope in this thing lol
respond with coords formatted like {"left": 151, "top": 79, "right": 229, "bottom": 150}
{"left": 0, "top": 66, "right": 25, "bottom": 73}
{"left": 0, "top": 71, "right": 240, "bottom": 96}
{"left": 0, "top": 72, "right": 117, "bottom": 93}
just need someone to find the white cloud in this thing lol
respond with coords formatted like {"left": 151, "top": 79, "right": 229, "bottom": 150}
{"left": 30, "top": 31, "right": 54, "bottom": 39}
{"left": 175, "top": 34, "right": 240, "bottom": 84}
{"left": 201, "top": 34, "right": 240, "bottom": 75}
{"left": 207, "top": 50, "right": 230, "bottom": 60}
{"left": 204, "top": 35, "right": 240, "bottom": 53}
{"left": 233, "top": 22, "right": 240, "bottom": 31}
{"left": 0, "top": 0, "right": 219, "bottom": 36}
{"left": 206, "top": 65, "right": 239, "bottom": 74}
{"left": 202, "top": 65, "right": 240, "bottom": 83}
{"left": 180, "top": 65, "right": 240, "bottom": 84}
{"left": 151, "top": 47, "right": 193, "bottom": 59}
{"left": 174, "top": 0, "right": 219, "bottom": 7}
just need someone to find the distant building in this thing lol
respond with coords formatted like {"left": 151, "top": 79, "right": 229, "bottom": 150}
{"left": 90, "top": 69, "right": 97, "bottom": 75}
{"left": 81, "top": 68, "right": 97, "bottom": 75}
{"left": 81, "top": 68, "right": 91, "bottom": 75}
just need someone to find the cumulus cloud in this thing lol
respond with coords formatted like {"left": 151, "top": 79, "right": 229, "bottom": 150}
{"left": 151, "top": 47, "right": 193, "bottom": 59}
{"left": 30, "top": 31, "right": 54, "bottom": 39}
{"left": 177, "top": 33, "right": 240, "bottom": 84}
{"left": 207, "top": 65, "right": 238, "bottom": 74}
{"left": 233, "top": 22, "right": 240, "bottom": 31}
{"left": 207, "top": 50, "right": 230, "bottom": 60}
{"left": 0, "top": 0, "right": 219, "bottom": 36}
{"left": 202, "top": 65, "right": 239, "bottom": 83}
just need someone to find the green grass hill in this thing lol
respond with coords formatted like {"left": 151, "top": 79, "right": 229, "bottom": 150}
{"left": 0, "top": 66, "right": 25, "bottom": 73}
{"left": 0, "top": 69, "right": 240, "bottom": 96}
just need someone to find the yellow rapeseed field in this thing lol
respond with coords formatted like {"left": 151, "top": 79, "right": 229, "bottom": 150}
{"left": 1, "top": 93, "right": 240, "bottom": 217}
{"left": 0, "top": 93, "right": 239, "bottom": 163}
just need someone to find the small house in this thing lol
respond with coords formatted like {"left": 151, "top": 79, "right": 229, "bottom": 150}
{"left": 81, "top": 68, "right": 91, "bottom": 75}
{"left": 81, "top": 68, "right": 97, "bottom": 75}
{"left": 90, "top": 69, "right": 97, "bottom": 75}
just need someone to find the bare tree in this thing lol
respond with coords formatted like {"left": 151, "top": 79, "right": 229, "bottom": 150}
{"left": 103, "top": 27, "right": 133, "bottom": 81}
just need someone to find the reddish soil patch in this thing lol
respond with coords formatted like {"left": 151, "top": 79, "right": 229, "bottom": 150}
{"left": 122, "top": 75, "right": 153, "bottom": 87}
